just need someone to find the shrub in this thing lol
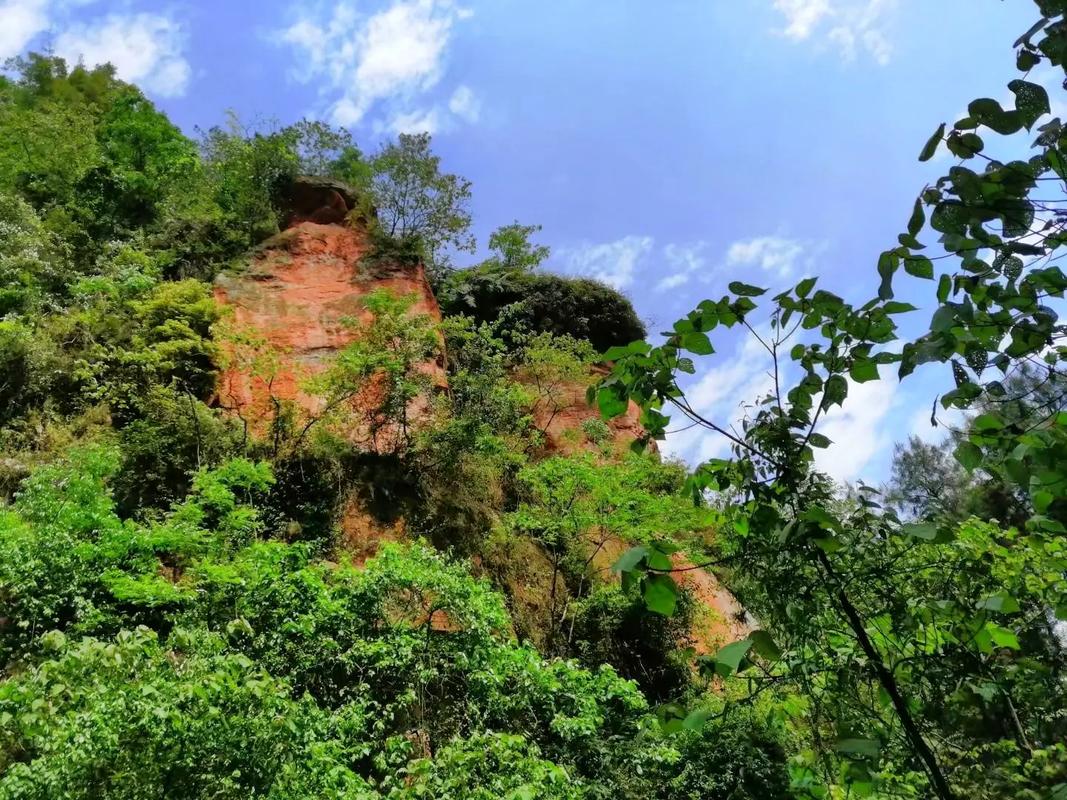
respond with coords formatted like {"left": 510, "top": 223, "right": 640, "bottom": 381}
{"left": 439, "top": 268, "right": 646, "bottom": 354}
{"left": 0, "top": 628, "right": 375, "bottom": 799}
{"left": 661, "top": 710, "right": 793, "bottom": 800}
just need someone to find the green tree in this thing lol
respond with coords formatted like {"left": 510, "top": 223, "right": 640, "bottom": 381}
{"left": 484, "top": 222, "right": 551, "bottom": 272}
{"left": 595, "top": 6, "right": 1067, "bottom": 797}
{"left": 367, "top": 132, "right": 475, "bottom": 278}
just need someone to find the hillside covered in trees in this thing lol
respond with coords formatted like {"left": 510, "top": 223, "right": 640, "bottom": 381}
{"left": 2, "top": 2, "right": 1067, "bottom": 798}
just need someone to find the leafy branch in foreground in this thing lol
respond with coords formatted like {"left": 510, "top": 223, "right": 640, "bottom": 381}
{"left": 596, "top": 4, "right": 1067, "bottom": 798}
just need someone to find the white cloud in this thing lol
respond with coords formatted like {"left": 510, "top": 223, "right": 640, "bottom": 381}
{"left": 774, "top": 0, "right": 833, "bottom": 40}
{"left": 387, "top": 107, "right": 443, "bottom": 134}
{"left": 725, "top": 235, "right": 808, "bottom": 279}
{"left": 278, "top": 0, "right": 475, "bottom": 130}
{"left": 655, "top": 241, "right": 709, "bottom": 292}
{"left": 448, "top": 84, "right": 480, "bottom": 123}
{"left": 661, "top": 330, "right": 899, "bottom": 484}
{"left": 54, "top": 12, "right": 190, "bottom": 97}
{"left": 656, "top": 272, "right": 689, "bottom": 292}
{"left": 661, "top": 334, "right": 778, "bottom": 465}
{"left": 771, "top": 0, "right": 896, "bottom": 65}
{"left": 556, "top": 235, "right": 654, "bottom": 290}
{"left": 0, "top": 0, "right": 49, "bottom": 60}
{"left": 813, "top": 375, "right": 898, "bottom": 482}
{"left": 577, "top": 234, "right": 819, "bottom": 297}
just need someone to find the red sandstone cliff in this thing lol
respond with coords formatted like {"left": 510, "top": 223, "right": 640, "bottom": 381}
{"left": 213, "top": 180, "right": 444, "bottom": 439}
{"left": 211, "top": 176, "right": 745, "bottom": 654}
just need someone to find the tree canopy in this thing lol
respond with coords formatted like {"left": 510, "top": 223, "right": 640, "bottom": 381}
{"left": 4, "top": 5, "right": 1067, "bottom": 797}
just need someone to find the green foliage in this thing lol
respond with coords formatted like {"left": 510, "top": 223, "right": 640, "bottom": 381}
{"left": 0, "top": 628, "right": 377, "bottom": 799}
{"left": 367, "top": 132, "right": 475, "bottom": 279}
{"left": 659, "top": 710, "right": 793, "bottom": 800}
{"left": 112, "top": 385, "right": 244, "bottom": 515}
{"left": 439, "top": 267, "right": 647, "bottom": 354}
{"left": 593, "top": 9, "right": 1067, "bottom": 797}
{"left": 198, "top": 113, "right": 301, "bottom": 247}
{"left": 511, "top": 454, "right": 712, "bottom": 554}
{"left": 395, "top": 732, "right": 585, "bottom": 799}
{"left": 486, "top": 222, "right": 552, "bottom": 272}
{"left": 0, "top": 321, "right": 48, "bottom": 426}
{"left": 0, "top": 193, "right": 63, "bottom": 314}
{"left": 570, "top": 584, "right": 695, "bottom": 702}
{"left": 302, "top": 289, "right": 442, "bottom": 455}
{"left": 505, "top": 454, "right": 711, "bottom": 686}
{"left": 2, "top": 447, "right": 753, "bottom": 797}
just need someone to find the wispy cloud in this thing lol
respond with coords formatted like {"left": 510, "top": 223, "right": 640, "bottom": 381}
{"left": 278, "top": 0, "right": 476, "bottom": 132}
{"left": 573, "top": 233, "right": 821, "bottom": 296}
{"left": 556, "top": 235, "right": 654, "bottom": 290}
{"left": 0, "top": 0, "right": 50, "bottom": 60}
{"left": 0, "top": 2, "right": 192, "bottom": 97}
{"left": 772, "top": 0, "right": 897, "bottom": 65}
{"left": 54, "top": 12, "right": 191, "bottom": 97}
{"left": 725, "top": 235, "right": 812, "bottom": 279}
{"left": 813, "top": 374, "right": 898, "bottom": 482}
{"left": 662, "top": 330, "right": 897, "bottom": 483}
{"left": 660, "top": 333, "right": 778, "bottom": 465}
{"left": 655, "top": 242, "right": 710, "bottom": 292}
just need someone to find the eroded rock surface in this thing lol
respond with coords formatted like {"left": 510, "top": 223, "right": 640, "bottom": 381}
{"left": 213, "top": 217, "right": 443, "bottom": 432}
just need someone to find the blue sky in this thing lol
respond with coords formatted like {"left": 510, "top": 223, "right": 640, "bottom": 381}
{"left": 1, "top": 0, "right": 1041, "bottom": 483}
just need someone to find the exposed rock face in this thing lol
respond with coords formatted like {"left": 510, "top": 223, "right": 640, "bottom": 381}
{"left": 213, "top": 215, "right": 444, "bottom": 434}
{"left": 281, "top": 175, "right": 359, "bottom": 226}
{"left": 522, "top": 367, "right": 656, "bottom": 457}
{"left": 212, "top": 177, "right": 746, "bottom": 659}
{"left": 587, "top": 535, "right": 750, "bottom": 654}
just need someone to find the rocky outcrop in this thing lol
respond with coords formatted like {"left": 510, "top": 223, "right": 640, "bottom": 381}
{"left": 212, "top": 176, "right": 746, "bottom": 661}
{"left": 521, "top": 367, "right": 656, "bottom": 457}
{"left": 213, "top": 180, "right": 443, "bottom": 437}
{"left": 280, "top": 175, "right": 359, "bottom": 227}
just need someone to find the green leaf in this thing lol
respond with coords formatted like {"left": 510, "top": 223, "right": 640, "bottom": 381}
{"left": 748, "top": 630, "right": 782, "bottom": 660}
{"left": 612, "top": 546, "right": 647, "bottom": 573}
{"left": 646, "top": 546, "right": 673, "bottom": 571}
{"left": 1048, "top": 148, "right": 1067, "bottom": 180}
{"left": 796, "top": 276, "right": 817, "bottom": 298}
{"left": 937, "top": 274, "right": 952, "bottom": 303}
{"left": 877, "top": 250, "right": 898, "bottom": 300}
{"left": 681, "top": 331, "right": 714, "bottom": 356}
{"left": 907, "top": 197, "right": 925, "bottom": 236}
{"left": 643, "top": 574, "right": 678, "bottom": 616}
{"left": 823, "top": 374, "right": 848, "bottom": 406}
{"left": 903, "top": 255, "right": 934, "bottom": 279}
{"left": 1009, "top": 79, "right": 1051, "bottom": 128}
{"left": 682, "top": 709, "right": 712, "bottom": 731}
{"left": 883, "top": 301, "right": 917, "bottom": 314}
{"left": 919, "top": 123, "right": 945, "bottom": 161}
{"left": 807, "top": 432, "right": 832, "bottom": 449}
{"left": 902, "top": 522, "right": 938, "bottom": 541}
{"left": 597, "top": 386, "right": 629, "bottom": 419}
{"left": 849, "top": 360, "right": 879, "bottom": 383}
{"left": 728, "top": 281, "right": 767, "bottom": 297}
{"left": 979, "top": 592, "right": 1020, "bottom": 614}
{"left": 972, "top": 413, "right": 1003, "bottom": 431}
{"left": 1033, "top": 489, "right": 1054, "bottom": 514}
{"left": 814, "top": 536, "right": 842, "bottom": 554}
{"left": 1013, "top": 17, "right": 1048, "bottom": 48}
{"left": 713, "top": 639, "right": 753, "bottom": 676}
{"left": 988, "top": 623, "right": 1020, "bottom": 650}
{"left": 836, "top": 738, "right": 881, "bottom": 759}
{"left": 954, "top": 441, "right": 982, "bottom": 471}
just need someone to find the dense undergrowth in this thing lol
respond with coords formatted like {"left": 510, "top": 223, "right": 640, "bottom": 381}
{"left": 0, "top": 54, "right": 788, "bottom": 798}
{"left": 5, "top": 4, "right": 1067, "bottom": 795}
